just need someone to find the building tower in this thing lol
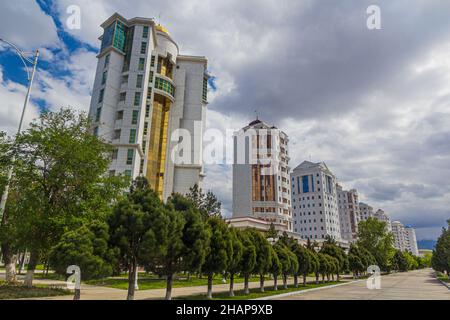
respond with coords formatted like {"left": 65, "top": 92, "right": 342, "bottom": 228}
{"left": 89, "top": 13, "right": 209, "bottom": 200}
{"left": 359, "top": 202, "right": 374, "bottom": 221}
{"left": 404, "top": 226, "right": 419, "bottom": 256}
{"left": 337, "top": 185, "right": 360, "bottom": 242}
{"left": 232, "top": 119, "right": 293, "bottom": 232}
{"left": 391, "top": 221, "right": 407, "bottom": 252}
{"left": 291, "top": 161, "right": 341, "bottom": 241}
{"left": 374, "top": 209, "right": 392, "bottom": 232}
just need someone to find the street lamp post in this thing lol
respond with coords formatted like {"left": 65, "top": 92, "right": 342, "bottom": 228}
{"left": 0, "top": 38, "right": 39, "bottom": 220}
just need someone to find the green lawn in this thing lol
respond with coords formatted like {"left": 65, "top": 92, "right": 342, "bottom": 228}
{"left": 176, "top": 281, "right": 343, "bottom": 300}
{"left": 86, "top": 275, "right": 269, "bottom": 291}
{"left": 0, "top": 281, "right": 71, "bottom": 300}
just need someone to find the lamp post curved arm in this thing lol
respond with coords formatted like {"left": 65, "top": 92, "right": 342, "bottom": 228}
{"left": 0, "top": 38, "right": 39, "bottom": 219}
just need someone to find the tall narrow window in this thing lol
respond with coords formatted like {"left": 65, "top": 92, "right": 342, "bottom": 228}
{"left": 126, "top": 149, "right": 134, "bottom": 165}
{"left": 143, "top": 26, "right": 149, "bottom": 38}
{"left": 119, "top": 92, "right": 126, "bottom": 102}
{"left": 145, "top": 105, "right": 150, "bottom": 117}
{"left": 149, "top": 71, "right": 154, "bottom": 83}
{"left": 150, "top": 55, "right": 155, "bottom": 67}
{"left": 134, "top": 92, "right": 141, "bottom": 106}
{"left": 102, "top": 70, "right": 108, "bottom": 85}
{"left": 136, "top": 74, "right": 143, "bottom": 88}
{"left": 302, "top": 175, "right": 309, "bottom": 193}
{"left": 117, "top": 110, "right": 124, "bottom": 120}
{"left": 98, "top": 89, "right": 104, "bottom": 103}
{"left": 95, "top": 107, "right": 102, "bottom": 122}
{"left": 104, "top": 54, "right": 110, "bottom": 68}
{"left": 129, "top": 129, "right": 137, "bottom": 143}
{"left": 112, "top": 149, "right": 118, "bottom": 160}
{"left": 140, "top": 42, "right": 147, "bottom": 54}
{"left": 132, "top": 110, "right": 139, "bottom": 125}
{"left": 143, "top": 122, "right": 149, "bottom": 135}
{"left": 138, "top": 58, "right": 145, "bottom": 71}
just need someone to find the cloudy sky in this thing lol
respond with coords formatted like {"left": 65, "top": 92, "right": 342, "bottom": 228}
{"left": 1, "top": 0, "right": 449, "bottom": 241}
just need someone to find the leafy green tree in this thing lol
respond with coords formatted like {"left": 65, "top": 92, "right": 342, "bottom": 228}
{"left": 291, "top": 243, "right": 310, "bottom": 287}
{"left": 49, "top": 220, "right": 117, "bottom": 280}
{"left": 432, "top": 221, "right": 450, "bottom": 276}
{"left": 186, "top": 184, "right": 222, "bottom": 219}
{"left": 109, "top": 178, "right": 168, "bottom": 300}
{"left": 269, "top": 245, "right": 282, "bottom": 290}
{"left": 274, "top": 243, "right": 291, "bottom": 289}
{"left": 237, "top": 229, "right": 257, "bottom": 293}
{"left": 357, "top": 217, "right": 395, "bottom": 271}
{"left": 320, "top": 237, "right": 346, "bottom": 281}
{"left": 348, "top": 254, "right": 364, "bottom": 278}
{"left": 225, "top": 228, "right": 243, "bottom": 297}
{"left": 145, "top": 194, "right": 210, "bottom": 300}
{"left": 317, "top": 253, "right": 331, "bottom": 283}
{"left": 392, "top": 250, "right": 409, "bottom": 272}
{"left": 202, "top": 216, "right": 232, "bottom": 299}
{"left": 248, "top": 229, "right": 272, "bottom": 293}
{"left": 1, "top": 109, "right": 126, "bottom": 287}
{"left": 266, "top": 223, "right": 278, "bottom": 240}
{"left": 307, "top": 249, "right": 320, "bottom": 284}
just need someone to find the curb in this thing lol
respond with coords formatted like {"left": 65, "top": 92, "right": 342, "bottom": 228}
{"left": 252, "top": 279, "right": 364, "bottom": 300}
{"left": 436, "top": 278, "right": 450, "bottom": 290}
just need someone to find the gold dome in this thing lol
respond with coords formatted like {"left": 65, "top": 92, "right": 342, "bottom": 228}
{"left": 156, "top": 24, "right": 170, "bottom": 35}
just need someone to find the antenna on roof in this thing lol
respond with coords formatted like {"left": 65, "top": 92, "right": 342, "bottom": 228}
{"left": 254, "top": 109, "right": 259, "bottom": 120}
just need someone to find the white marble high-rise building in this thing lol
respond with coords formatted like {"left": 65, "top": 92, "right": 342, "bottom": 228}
{"left": 374, "top": 209, "right": 392, "bottom": 232}
{"left": 405, "top": 226, "right": 419, "bottom": 256}
{"left": 337, "top": 186, "right": 360, "bottom": 242}
{"left": 359, "top": 202, "right": 374, "bottom": 221}
{"left": 89, "top": 13, "right": 209, "bottom": 200}
{"left": 232, "top": 119, "right": 293, "bottom": 232}
{"left": 291, "top": 161, "right": 341, "bottom": 241}
{"left": 391, "top": 221, "right": 419, "bottom": 256}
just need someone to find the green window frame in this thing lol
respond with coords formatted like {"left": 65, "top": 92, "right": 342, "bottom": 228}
{"left": 95, "top": 107, "right": 102, "bottom": 122}
{"left": 129, "top": 129, "right": 137, "bottom": 143}
{"left": 134, "top": 92, "right": 141, "bottom": 106}
{"left": 126, "top": 149, "right": 134, "bottom": 165}
{"left": 143, "top": 26, "right": 149, "bottom": 38}
{"left": 138, "top": 58, "right": 145, "bottom": 71}
{"left": 141, "top": 42, "right": 147, "bottom": 54}
{"left": 154, "top": 77, "right": 175, "bottom": 96}
{"left": 132, "top": 110, "right": 139, "bottom": 125}
{"left": 136, "top": 74, "right": 143, "bottom": 88}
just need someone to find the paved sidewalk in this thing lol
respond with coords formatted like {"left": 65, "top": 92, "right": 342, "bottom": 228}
{"left": 1, "top": 272, "right": 322, "bottom": 300}
{"left": 274, "top": 269, "right": 450, "bottom": 300}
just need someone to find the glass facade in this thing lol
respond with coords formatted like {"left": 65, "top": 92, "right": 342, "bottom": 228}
{"left": 155, "top": 77, "right": 175, "bottom": 97}
{"left": 302, "top": 175, "right": 309, "bottom": 193}
{"left": 146, "top": 94, "right": 171, "bottom": 197}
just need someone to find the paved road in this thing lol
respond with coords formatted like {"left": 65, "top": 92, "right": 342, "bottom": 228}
{"left": 275, "top": 269, "right": 449, "bottom": 300}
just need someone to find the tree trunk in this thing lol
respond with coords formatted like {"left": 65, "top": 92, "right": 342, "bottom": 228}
{"left": 127, "top": 261, "right": 137, "bottom": 300}
{"left": 259, "top": 274, "right": 265, "bottom": 292}
{"left": 283, "top": 274, "right": 288, "bottom": 289}
{"left": 322, "top": 274, "right": 325, "bottom": 283}
{"left": 244, "top": 274, "right": 250, "bottom": 294}
{"left": 1, "top": 242, "right": 17, "bottom": 283}
{"left": 294, "top": 274, "right": 298, "bottom": 287}
{"left": 187, "top": 272, "right": 191, "bottom": 282}
{"left": 206, "top": 274, "right": 213, "bottom": 299}
{"left": 165, "top": 274, "right": 173, "bottom": 300}
{"left": 229, "top": 274, "right": 235, "bottom": 297}
{"left": 326, "top": 274, "right": 330, "bottom": 282}
{"left": 273, "top": 274, "right": 278, "bottom": 290}
{"left": 315, "top": 273, "right": 319, "bottom": 284}
{"left": 24, "top": 249, "right": 39, "bottom": 288}
{"left": 18, "top": 250, "right": 27, "bottom": 275}
{"left": 332, "top": 274, "right": 335, "bottom": 281}
{"left": 336, "top": 272, "right": 340, "bottom": 281}
{"left": 303, "top": 274, "right": 307, "bottom": 286}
